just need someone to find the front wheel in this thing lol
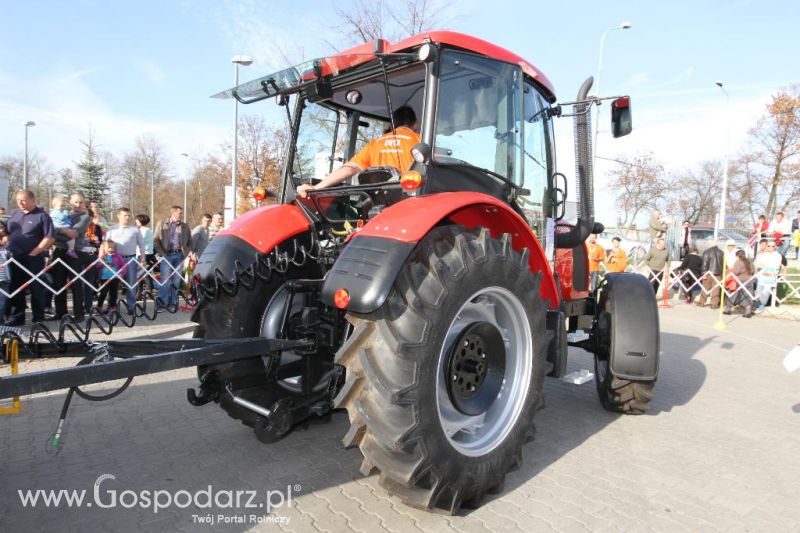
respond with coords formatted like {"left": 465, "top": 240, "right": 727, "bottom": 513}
{"left": 334, "top": 226, "right": 549, "bottom": 513}
{"left": 593, "top": 273, "right": 658, "bottom": 414}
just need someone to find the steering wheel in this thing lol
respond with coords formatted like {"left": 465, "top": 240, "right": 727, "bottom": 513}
{"left": 355, "top": 166, "right": 401, "bottom": 185}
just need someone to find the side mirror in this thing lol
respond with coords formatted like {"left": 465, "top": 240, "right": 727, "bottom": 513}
{"left": 611, "top": 96, "right": 633, "bottom": 138}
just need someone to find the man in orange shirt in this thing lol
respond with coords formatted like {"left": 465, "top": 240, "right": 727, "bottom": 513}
{"left": 587, "top": 233, "right": 605, "bottom": 291}
{"left": 297, "top": 106, "right": 419, "bottom": 198}
{"left": 605, "top": 237, "right": 628, "bottom": 273}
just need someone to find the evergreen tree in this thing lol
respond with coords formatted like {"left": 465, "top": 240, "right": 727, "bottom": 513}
{"left": 75, "top": 130, "right": 107, "bottom": 206}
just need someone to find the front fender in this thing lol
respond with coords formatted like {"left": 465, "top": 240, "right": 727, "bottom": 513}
{"left": 194, "top": 204, "right": 310, "bottom": 287}
{"left": 321, "top": 192, "right": 559, "bottom": 313}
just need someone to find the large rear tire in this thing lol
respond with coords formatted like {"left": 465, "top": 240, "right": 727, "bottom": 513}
{"left": 334, "top": 226, "right": 549, "bottom": 513}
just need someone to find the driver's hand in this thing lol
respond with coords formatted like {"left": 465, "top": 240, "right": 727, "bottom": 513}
{"left": 297, "top": 184, "right": 315, "bottom": 198}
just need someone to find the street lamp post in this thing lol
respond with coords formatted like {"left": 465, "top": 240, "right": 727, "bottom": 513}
{"left": 23, "top": 121, "right": 36, "bottom": 190}
{"left": 715, "top": 81, "right": 730, "bottom": 240}
{"left": 593, "top": 22, "right": 632, "bottom": 173}
{"left": 181, "top": 153, "right": 189, "bottom": 220}
{"left": 231, "top": 55, "right": 253, "bottom": 225}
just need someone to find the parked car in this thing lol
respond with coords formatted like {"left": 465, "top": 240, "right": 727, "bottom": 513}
{"left": 689, "top": 226, "right": 752, "bottom": 257}
{"left": 596, "top": 231, "right": 648, "bottom": 264}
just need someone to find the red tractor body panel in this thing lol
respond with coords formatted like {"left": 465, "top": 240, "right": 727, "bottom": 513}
{"left": 556, "top": 246, "right": 590, "bottom": 301}
{"left": 216, "top": 204, "right": 310, "bottom": 253}
{"left": 358, "top": 193, "right": 561, "bottom": 307}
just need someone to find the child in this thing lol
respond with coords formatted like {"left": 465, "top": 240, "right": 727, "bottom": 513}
{"left": 96, "top": 240, "right": 127, "bottom": 313}
{"left": 0, "top": 221, "right": 10, "bottom": 322}
{"left": 50, "top": 195, "right": 77, "bottom": 259}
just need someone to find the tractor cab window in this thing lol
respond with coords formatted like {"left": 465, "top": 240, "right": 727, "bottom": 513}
{"left": 517, "top": 82, "right": 553, "bottom": 240}
{"left": 293, "top": 104, "right": 347, "bottom": 182}
{"left": 434, "top": 51, "right": 523, "bottom": 186}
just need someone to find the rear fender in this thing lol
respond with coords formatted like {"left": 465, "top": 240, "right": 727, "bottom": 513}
{"left": 321, "top": 192, "right": 559, "bottom": 313}
{"left": 194, "top": 204, "right": 311, "bottom": 288}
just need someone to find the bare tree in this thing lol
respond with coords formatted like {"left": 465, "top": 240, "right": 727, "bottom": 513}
{"left": 666, "top": 161, "right": 724, "bottom": 225}
{"left": 118, "top": 135, "right": 174, "bottom": 221}
{"left": 738, "top": 84, "right": 800, "bottom": 218}
{"left": 332, "top": 0, "right": 453, "bottom": 47}
{"left": 607, "top": 152, "right": 669, "bottom": 228}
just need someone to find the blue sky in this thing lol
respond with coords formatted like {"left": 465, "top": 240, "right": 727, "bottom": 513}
{"left": 1, "top": 0, "right": 798, "bottom": 218}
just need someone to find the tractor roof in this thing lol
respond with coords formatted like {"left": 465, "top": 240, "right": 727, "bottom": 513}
{"left": 214, "top": 31, "right": 555, "bottom": 103}
{"left": 341, "top": 31, "right": 556, "bottom": 99}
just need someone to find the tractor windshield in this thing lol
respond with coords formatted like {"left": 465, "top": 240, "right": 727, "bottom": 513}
{"left": 434, "top": 51, "right": 524, "bottom": 186}
{"left": 290, "top": 63, "right": 426, "bottom": 185}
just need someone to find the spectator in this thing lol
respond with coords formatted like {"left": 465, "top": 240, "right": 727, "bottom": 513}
{"left": 676, "top": 246, "right": 703, "bottom": 303}
{"left": 153, "top": 205, "right": 192, "bottom": 307}
{"left": 0, "top": 206, "right": 6, "bottom": 218}
{"left": 586, "top": 234, "right": 604, "bottom": 292}
{"left": 791, "top": 210, "right": 800, "bottom": 260}
{"left": 106, "top": 208, "right": 146, "bottom": 314}
{"left": 96, "top": 240, "right": 127, "bottom": 313}
{"left": 51, "top": 192, "right": 90, "bottom": 320}
{"left": 723, "top": 239, "right": 738, "bottom": 269}
{"left": 724, "top": 250, "right": 755, "bottom": 318}
{"left": 644, "top": 238, "right": 669, "bottom": 294}
{"left": 696, "top": 240, "right": 724, "bottom": 309}
{"left": 680, "top": 220, "right": 691, "bottom": 259}
{"left": 49, "top": 195, "right": 78, "bottom": 259}
{"left": 82, "top": 209, "right": 104, "bottom": 314}
{"left": 191, "top": 213, "right": 213, "bottom": 258}
{"left": 0, "top": 221, "right": 10, "bottom": 321}
{"left": 208, "top": 212, "right": 224, "bottom": 241}
{"left": 771, "top": 212, "right": 792, "bottom": 256}
{"left": 648, "top": 210, "right": 667, "bottom": 241}
{"left": 750, "top": 215, "right": 769, "bottom": 257}
{"left": 89, "top": 201, "right": 110, "bottom": 235}
{"left": 4, "top": 190, "right": 54, "bottom": 326}
{"left": 605, "top": 237, "right": 628, "bottom": 273}
{"left": 754, "top": 241, "right": 783, "bottom": 312}
{"left": 135, "top": 214, "right": 155, "bottom": 296}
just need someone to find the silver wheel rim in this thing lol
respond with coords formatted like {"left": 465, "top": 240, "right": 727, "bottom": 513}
{"left": 436, "top": 286, "right": 533, "bottom": 457}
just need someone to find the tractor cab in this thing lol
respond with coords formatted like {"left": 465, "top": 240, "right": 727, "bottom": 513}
{"left": 215, "top": 33, "right": 566, "bottom": 243}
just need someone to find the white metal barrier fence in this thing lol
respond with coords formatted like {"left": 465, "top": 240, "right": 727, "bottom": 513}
{"left": 612, "top": 263, "right": 800, "bottom": 308}
{"left": 0, "top": 255, "right": 190, "bottom": 301}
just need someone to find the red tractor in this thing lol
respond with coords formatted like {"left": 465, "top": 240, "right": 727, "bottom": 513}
{"left": 189, "top": 31, "right": 659, "bottom": 513}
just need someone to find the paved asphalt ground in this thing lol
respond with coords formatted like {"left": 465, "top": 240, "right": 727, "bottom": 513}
{"left": 1, "top": 305, "right": 799, "bottom": 532}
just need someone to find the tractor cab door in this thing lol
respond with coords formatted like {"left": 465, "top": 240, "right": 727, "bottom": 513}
{"left": 428, "top": 51, "right": 554, "bottom": 259}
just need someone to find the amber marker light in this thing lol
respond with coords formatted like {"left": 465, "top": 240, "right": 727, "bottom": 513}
{"left": 334, "top": 288, "right": 350, "bottom": 309}
{"left": 252, "top": 186, "right": 267, "bottom": 202}
{"left": 400, "top": 171, "right": 422, "bottom": 191}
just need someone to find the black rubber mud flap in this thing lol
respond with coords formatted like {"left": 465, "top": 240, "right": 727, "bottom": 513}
{"left": 321, "top": 235, "right": 416, "bottom": 314}
{"left": 604, "top": 273, "right": 659, "bottom": 381}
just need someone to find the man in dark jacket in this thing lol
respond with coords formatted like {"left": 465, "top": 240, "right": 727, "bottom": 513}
{"left": 696, "top": 240, "right": 724, "bottom": 309}
{"left": 5, "top": 190, "right": 54, "bottom": 325}
{"left": 677, "top": 246, "right": 703, "bottom": 303}
{"left": 153, "top": 206, "right": 192, "bottom": 307}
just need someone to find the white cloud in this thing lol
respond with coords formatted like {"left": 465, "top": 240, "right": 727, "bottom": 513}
{"left": 135, "top": 58, "right": 167, "bottom": 86}
{"left": 0, "top": 66, "right": 227, "bottom": 175}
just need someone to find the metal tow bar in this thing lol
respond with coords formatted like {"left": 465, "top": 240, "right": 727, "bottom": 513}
{"left": 0, "top": 337, "right": 312, "bottom": 400}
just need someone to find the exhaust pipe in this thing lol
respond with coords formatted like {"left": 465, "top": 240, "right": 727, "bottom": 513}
{"left": 556, "top": 77, "right": 601, "bottom": 248}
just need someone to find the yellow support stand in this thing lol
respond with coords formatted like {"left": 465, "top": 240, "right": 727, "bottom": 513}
{"left": 0, "top": 339, "right": 22, "bottom": 414}
{"left": 713, "top": 254, "right": 728, "bottom": 330}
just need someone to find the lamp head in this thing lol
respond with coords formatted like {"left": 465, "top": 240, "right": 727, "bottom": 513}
{"left": 232, "top": 55, "right": 253, "bottom": 66}
{"left": 25, "top": 121, "right": 35, "bottom": 127}
{"left": 715, "top": 81, "right": 724, "bottom": 87}
{"left": 620, "top": 21, "right": 632, "bottom": 29}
